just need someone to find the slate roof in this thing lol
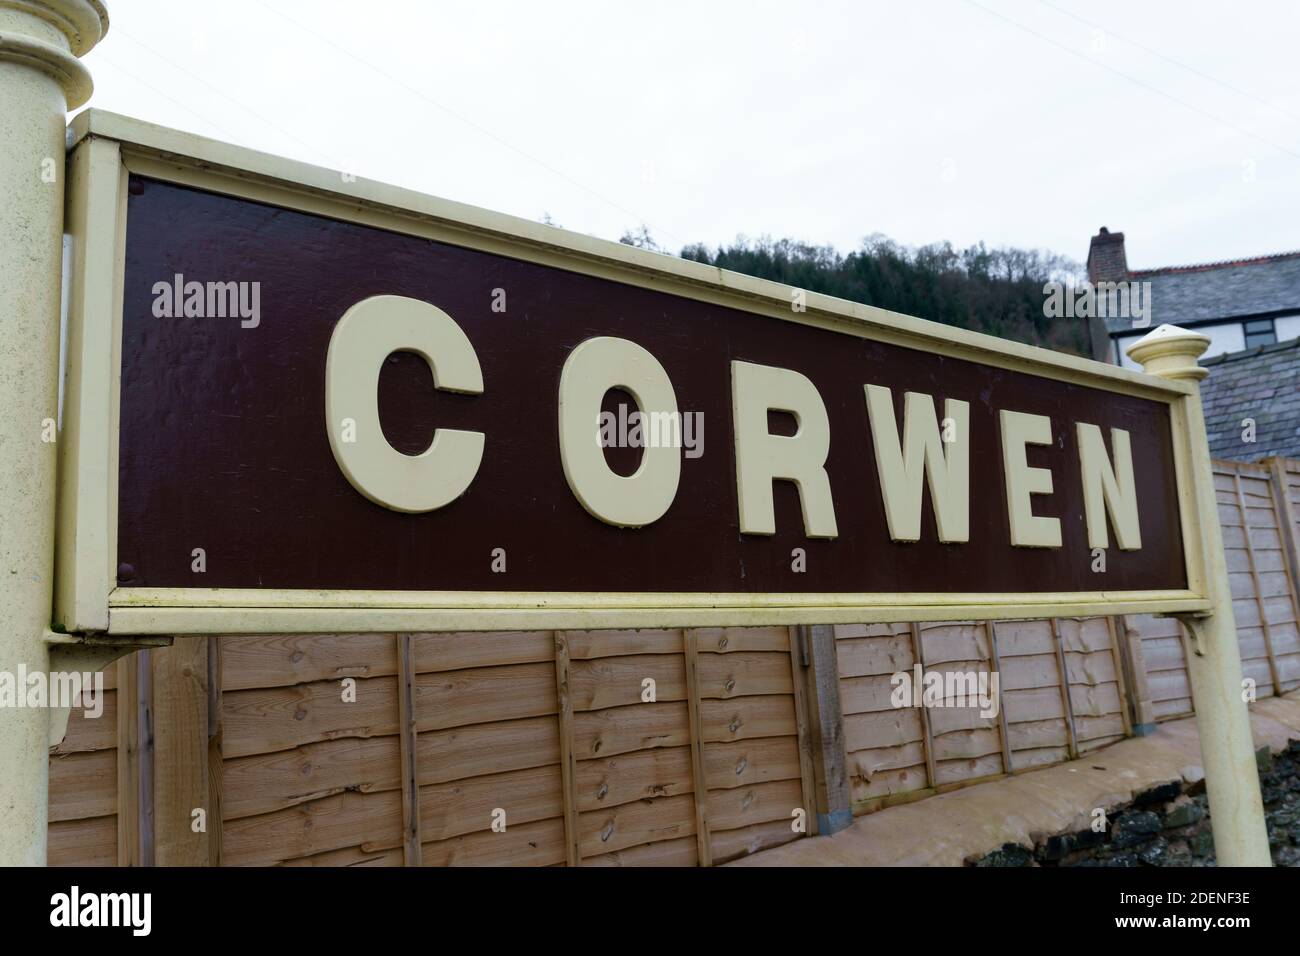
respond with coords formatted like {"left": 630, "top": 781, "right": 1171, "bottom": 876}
{"left": 1199, "top": 336, "right": 1300, "bottom": 462}
{"left": 1104, "top": 251, "right": 1300, "bottom": 334}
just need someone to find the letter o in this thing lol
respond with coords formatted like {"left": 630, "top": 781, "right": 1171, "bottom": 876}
{"left": 325, "top": 295, "right": 484, "bottom": 513}
{"left": 558, "top": 336, "right": 681, "bottom": 527}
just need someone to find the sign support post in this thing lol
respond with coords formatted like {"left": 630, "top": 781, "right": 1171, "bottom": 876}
{"left": 0, "top": 0, "right": 107, "bottom": 865}
{"left": 1128, "top": 324, "right": 1271, "bottom": 866}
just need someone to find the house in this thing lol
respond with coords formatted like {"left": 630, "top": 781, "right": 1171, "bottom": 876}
{"left": 1197, "top": 337, "right": 1300, "bottom": 461}
{"left": 1086, "top": 227, "right": 1300, "bottom": 462}
{"left": 1087, "top": 227, "right": 1300, "bottom": 371}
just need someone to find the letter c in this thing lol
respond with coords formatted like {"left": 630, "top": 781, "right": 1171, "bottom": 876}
{"left": 325, "top": 294, "right": 484, "bottom": 512}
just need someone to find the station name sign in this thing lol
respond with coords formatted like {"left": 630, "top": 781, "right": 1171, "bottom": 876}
{"left": 59, "top": 115, "right": 1202, "bottom": 632}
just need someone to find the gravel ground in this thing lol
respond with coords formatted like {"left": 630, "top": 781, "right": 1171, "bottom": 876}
{"left": 970, "top": 738, "right": 1300, "bottom": 867}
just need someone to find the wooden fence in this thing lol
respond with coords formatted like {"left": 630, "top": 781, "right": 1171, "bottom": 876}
{"left": 1124, "top": 459, "right": 1300, "bottom": 723}
{"left": 47, "top": 456, "right": 1300, "bottom": 864}
{"left": 50, "top": 626, "right": 814, "bottom": 867}
{"left": 838, "top": 617, "right": 1129, "bottom": 815}
{"left": 48, "top": 661, "right": 119, "bottom": 865}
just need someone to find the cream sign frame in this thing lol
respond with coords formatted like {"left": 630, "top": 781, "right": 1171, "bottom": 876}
{"left": 57, "top": 110, "right": 1213, "bottom": 636}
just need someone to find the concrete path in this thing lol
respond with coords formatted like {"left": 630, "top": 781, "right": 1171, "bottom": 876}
{"left": 731, "top": 692, "right": 1300, "bottom": 866}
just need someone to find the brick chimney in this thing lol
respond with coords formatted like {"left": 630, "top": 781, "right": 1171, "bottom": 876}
{"left": 1087, "top": 227, "right": 1129, "bottom": 283}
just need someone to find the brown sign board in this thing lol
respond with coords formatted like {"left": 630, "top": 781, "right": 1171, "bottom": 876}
{"left": 57, "top": 112, "right": 1209, "bottom": 634}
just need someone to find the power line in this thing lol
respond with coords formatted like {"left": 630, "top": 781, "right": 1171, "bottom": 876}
{"left": 113, "top": 27, "right": 355, "bottom": 172}
{"left": 251, "top": 0, "right": 685, "bottom": 246}
{"left": 92, "top": 52, "right": 244, "bottom": 144}
{"left": 1037, "top": 0, "right": 1299, "bottom": 124}
{"left": 962, "top": 0, "right": 1300, "bottom": 164}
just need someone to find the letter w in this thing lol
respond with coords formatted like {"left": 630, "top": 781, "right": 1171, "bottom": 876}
{"left": 864, "top": 385, "right": 970, "bottom": 543}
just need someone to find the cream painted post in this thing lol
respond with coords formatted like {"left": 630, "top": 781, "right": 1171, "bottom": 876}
{"left": 1127, "top": 325, "right": 1271, "bottom": 866}
{"left": 0, "top": 0, "right": 107, "bottom": 865}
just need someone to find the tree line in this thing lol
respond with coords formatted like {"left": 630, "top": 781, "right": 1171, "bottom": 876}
{"left": 616, "top": 227, "right": 1089, "bottom": 355}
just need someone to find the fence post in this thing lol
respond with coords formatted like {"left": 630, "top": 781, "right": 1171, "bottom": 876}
{"left": 1127, "top": 325, "right": 1271, "bottom": 866}
{"left": 152, "top": 637, "right": 211, "bottom": 865}
{"left": 798, "top": 625, "right": 852, "bottom": 834}
{"left": 1113, "top": 615, "right": 1157, "bottom": 735}
{"left": 1267, "top": 457, "right": 1300, "bottom": 603}
{"left": 0, "top": 0, "right": 108, "bottom": 866}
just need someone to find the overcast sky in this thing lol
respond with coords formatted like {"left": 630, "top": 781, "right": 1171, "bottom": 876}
{"left": 76, "top": 0, "right": 1300, "bottom": 271}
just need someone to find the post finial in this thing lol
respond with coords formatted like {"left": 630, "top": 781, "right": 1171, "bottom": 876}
{"left": 1125, "top": 323, "right": 1211, "bottom": 382}
{"left": 0, "top": 1, "right": 109, "bottom": 108}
